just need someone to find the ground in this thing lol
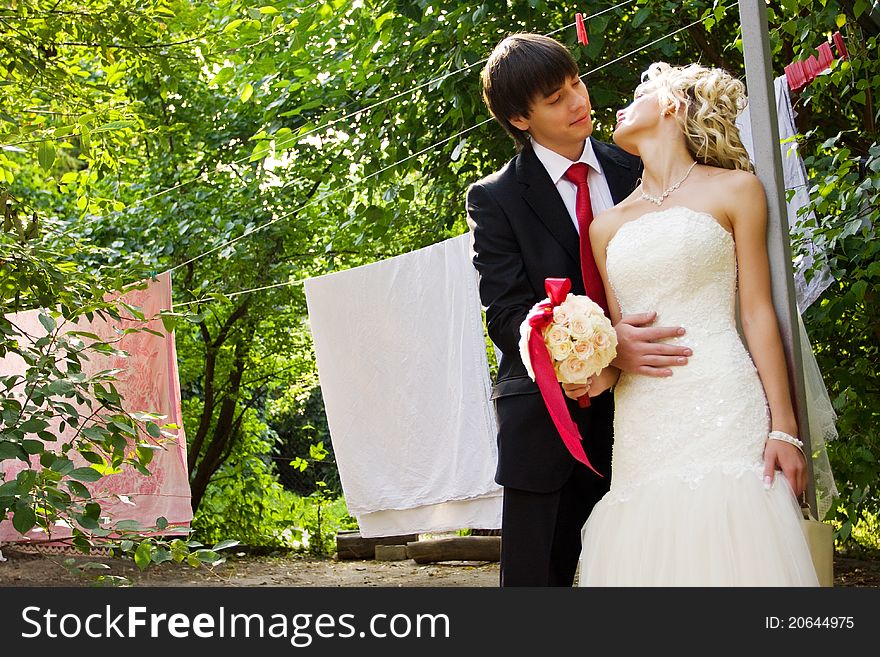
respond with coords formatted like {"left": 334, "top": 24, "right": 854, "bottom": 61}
{"left": 0, "top": 546, "right": 499, "bottom": 587}
{"left": 1, "top": 545, "right": 879, "bottom": 587}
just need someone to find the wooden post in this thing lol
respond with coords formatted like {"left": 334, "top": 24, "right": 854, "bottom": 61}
{"left": 738, "top": 0, "right": 817, "bottom": 514}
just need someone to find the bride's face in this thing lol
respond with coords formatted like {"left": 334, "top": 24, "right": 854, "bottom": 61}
{"left": 612, "top": 85, "right": 663, "bottom": 154}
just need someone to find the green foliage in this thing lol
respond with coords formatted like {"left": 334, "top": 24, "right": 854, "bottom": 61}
{"left": 58, "top": 530, "right": 241, "bottom": 586}
{"left": 777, "top": 6, "right": 880, "bottom": 544}
{"left": 0, "top": 219, "right": 228, "bottom": 576}
{"left": 269, "top": 372, "right": 341, "bottom": 497}
{"left": 1, "top": 223, "right": 157, "bottom": 535}
{"left": 800, "top": 140, "right": 880, "bottom": 540}
{"left": 190, "top": 450, "right": 305, "bottom": 549}
{"left": 296, "top": 494, "right": 358, "bottom": 556}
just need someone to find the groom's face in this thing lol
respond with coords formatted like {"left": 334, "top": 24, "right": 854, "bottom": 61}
{"left": 510, "top": 75, "right": 593, "bottom": 152}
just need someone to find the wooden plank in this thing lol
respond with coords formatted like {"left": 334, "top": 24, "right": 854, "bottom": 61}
{"left": 335, "top": 531, "right": 418, "bottom": 560}
{"left": 406, "top": 536, "right": 501, "bottom": 563}
{"left": 374, "top": 544, "right": 409, "bottom": 561}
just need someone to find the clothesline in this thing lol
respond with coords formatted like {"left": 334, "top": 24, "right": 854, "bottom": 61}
{"left": 133, "top": 1, "right": 637, "bottom": 207}
{"left": 169, "top": 18, "right": 702, "bottom": 281}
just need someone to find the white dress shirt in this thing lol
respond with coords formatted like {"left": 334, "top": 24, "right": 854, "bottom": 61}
{"left": 531, "top": 138, "right": 615, "bottom": 234}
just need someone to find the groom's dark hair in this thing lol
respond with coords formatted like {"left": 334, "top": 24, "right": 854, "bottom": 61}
{"left": 481, "top": 33, "right": 580, "bottom": 150}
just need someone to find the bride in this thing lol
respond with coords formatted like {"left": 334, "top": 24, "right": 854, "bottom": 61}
{"left": 565, "top": 62, "right": 819, "bottom": 586}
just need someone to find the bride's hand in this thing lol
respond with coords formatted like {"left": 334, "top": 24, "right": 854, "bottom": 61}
{"left": 562, "top": 380, "right": 591, "bottom": 401}
{"left": 762, "top": 440, "right": 807, "bottom": 498}
{"left": 561, "top": 368, "right": 620, "bottom": 401}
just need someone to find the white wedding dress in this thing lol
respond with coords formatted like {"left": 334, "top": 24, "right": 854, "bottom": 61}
{"left": 577, "top": 206, "right": 819, "bottom": 586}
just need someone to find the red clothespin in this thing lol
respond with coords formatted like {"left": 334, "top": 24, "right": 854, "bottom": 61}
{"left": 832, "top": 31, "right": 849, "bottom": 60}
{"left": 817, "top": 42, "right": 833, "bottom": 69}
{"left": 575, "top": 13, "right": 589, "bottom": 45}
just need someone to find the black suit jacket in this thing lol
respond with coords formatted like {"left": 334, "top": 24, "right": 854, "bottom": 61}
{"left": 467, "top": 138, "right": 641, "bottom": 491}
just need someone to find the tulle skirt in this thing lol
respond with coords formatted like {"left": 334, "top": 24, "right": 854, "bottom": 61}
{"left": 577, "top": 466, "right": 820, "bottom": 587}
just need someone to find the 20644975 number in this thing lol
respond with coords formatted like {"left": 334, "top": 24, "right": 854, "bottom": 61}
{"left": 765, "top": 616, "right": 854, "bottom": 629}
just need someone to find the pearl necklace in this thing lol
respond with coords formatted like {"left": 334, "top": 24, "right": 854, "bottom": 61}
{"left": 639, "top": 161, "right": 698, "bottom": 206}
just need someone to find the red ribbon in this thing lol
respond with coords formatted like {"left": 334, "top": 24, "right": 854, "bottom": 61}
{"left": 527, "top": 278, "right": 602, "bottom": 476}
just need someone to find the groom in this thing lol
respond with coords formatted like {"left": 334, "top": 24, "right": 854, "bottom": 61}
{"left": 467, "top": 33, "right": 693, "bottom": 586}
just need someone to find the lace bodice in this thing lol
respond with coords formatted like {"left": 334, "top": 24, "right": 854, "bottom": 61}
{"left": 604, "top": 206, "right": 770, "bottom": 495}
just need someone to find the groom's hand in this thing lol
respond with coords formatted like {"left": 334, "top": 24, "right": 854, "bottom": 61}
{"left": 612, "top": 312, "right": 692, "bottom": 377}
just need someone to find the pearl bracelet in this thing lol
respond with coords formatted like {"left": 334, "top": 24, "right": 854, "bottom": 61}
{"left": 767, "top": 430, "right": 805, "bottom": 456}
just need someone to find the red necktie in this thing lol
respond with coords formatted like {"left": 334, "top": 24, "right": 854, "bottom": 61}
{"left": 563, "top": 163, "right": 608, "bottom": 315}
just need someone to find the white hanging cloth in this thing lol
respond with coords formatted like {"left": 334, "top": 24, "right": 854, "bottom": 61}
{"left": 735, "top": 75, "right": 835, "bottom": 312}
{"left": 304, "top": 234, "right": 501, "bottom": 538}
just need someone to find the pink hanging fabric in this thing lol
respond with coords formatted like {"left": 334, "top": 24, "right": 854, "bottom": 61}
{"left": 0, "top": 271, "right": 192, "bottom": 543}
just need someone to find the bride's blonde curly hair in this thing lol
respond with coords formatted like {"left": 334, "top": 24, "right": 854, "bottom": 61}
{"left": 638, "top": 62, "right": 753, "bottom": 172}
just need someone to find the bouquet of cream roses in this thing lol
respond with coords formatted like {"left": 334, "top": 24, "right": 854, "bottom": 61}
{"left": 518, "top": 288, "right": 618, "bottom": 406}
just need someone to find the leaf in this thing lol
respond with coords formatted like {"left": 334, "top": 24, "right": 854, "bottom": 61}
{"left": 0, "top": 441, "right": 28, "bottom": 461}
{"left": 151, "top": 548, "right": 172, "bottom": 564}
{"left": 66, "top": 480, "right": 90, "bottom": 498}
{"left": 821, "top": 133, "right": 841, "bottom": 149}
{"left": 213, "top": 67, "right": 235, "bottom": 86}
{"left": 91, "top": 120, "right": 137, "bottom": 134}
{"left": 16, "top": 469, "right": 37, "bottom": 493}
{"left": 375, "top": 11, "right": 394, "bottom": 30}
{"left": 68, "top": 467, "right": 102, "bottom": 482}
{"left": 134, "top": 541, "right": 152, "bottom": 570}
{"left": 0, "top": 479, "right": 19, "bottom": 496}
{"left": 79, "top": 450, "right": 105, "bottom": 465}
{"left": 12, "top": 501, "right": 36, "bottom": 534}
{"left": 21, "top": 439, "right": 43, "bottom": 455}
{"left": 77, "top": 514, "right": 100, "bottom": 529}
{"left": 51, "top": 457, "right": 74, "bottom": 475}
{"left": 160, "top": 314, "right": 179, "bottom": 332}
{"left": 850, "top": 280, "right": 868, "bottom": 301}
{"left": 240, "top": 83, "right": 254, "bottom": 102}
{"left": 194, "top": 549, "right": 223, "bottom": 565}
{"left": 155, "top": 516, "right": 168, "bottom": 530}
{"left": 213, "top": 539, "right": 240, "bottom": 551}
{"left": 79, "top": 126, "right": 90, "bottom": 156}
{"left": 364, "top": 205, "right": 383, "bottom": 222}
{"left": 249, "top": 140, "right": 271, "bottom": 162}
{"left": 223, "top": 18, "right": 244, "bottom": 34}
{"left": 632, "top": 7, "right": 651, "bottom": 29}
{"left": 20, "top": 417, "right": 49, "bottom": 433}
{"left": 114, "top": 520, "right": 143, "bottom": 531}
{"left": 38, "top": 142, "right": 56, "bottom": 172}
{"left": 38, "top": 312, "right": 56, "bottom": 333}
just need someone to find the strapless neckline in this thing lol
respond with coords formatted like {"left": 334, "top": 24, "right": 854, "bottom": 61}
{"left": 607, "top": 205, "right": 734, "bottom": 253}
